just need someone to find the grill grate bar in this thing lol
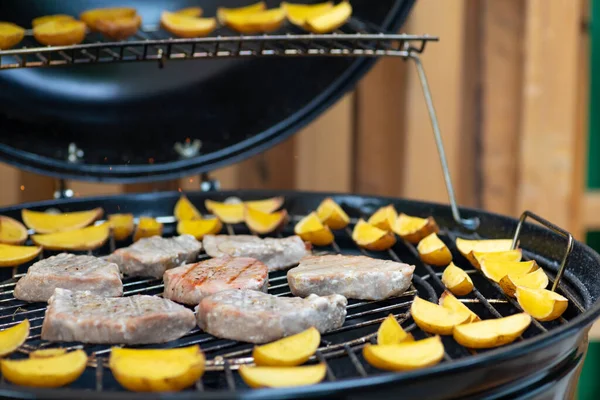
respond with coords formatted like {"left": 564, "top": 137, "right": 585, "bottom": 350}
{"left": 345, "top": 344, "right": 367, "bottom": 377}
{"left": 316, "top": 350, "right": 336, "bottom": 381}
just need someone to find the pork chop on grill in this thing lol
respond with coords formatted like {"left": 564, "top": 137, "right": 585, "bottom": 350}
{"left": 107, "top": 234, "right": 202, "bottom": 278}
{"left": 196, "top": 289, "right": 347, "bottom": 343}
{"left": 163, "top": 256, "right": 268, "bottom": 305}
{"left": 41, "top": 288, "right": 196, "bottom": 344}
{"left": 287, "top": 254, "right": 415, "bottom": 300}
{"left": 202, "top": 234, "right": 309, "bottom": 271}
{"left": 14, "top": 253, "right": 122, "bottom": 303}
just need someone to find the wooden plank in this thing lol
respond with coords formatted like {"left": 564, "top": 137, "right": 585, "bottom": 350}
{"left": 517, "top": 0, "right": 583, "bottom": 233}
{"left": 583, "top": 192, "right": 600, "bottom": 230}
{"left": 0, "top": 164, "right": 25, "bottom": 207}
{"left": 18, "top": 172, "right": 55, "bottom": 204}
{"left": 236, "top": 138, "right": 296, "bottom": 190}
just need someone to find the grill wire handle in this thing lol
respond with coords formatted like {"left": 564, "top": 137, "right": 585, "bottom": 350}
{"left": 511, "top": 210, "right": 574, "bottom": 292}
{"left": 409, "top": 54, "right": 480, "bottom": 230}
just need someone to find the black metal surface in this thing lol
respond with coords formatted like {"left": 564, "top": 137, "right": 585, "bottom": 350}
{"left": 0, "top": 0, "right": 415, "bottom": 182}
{"left": 0, "top": 190, "right": 598, "bottom": 399}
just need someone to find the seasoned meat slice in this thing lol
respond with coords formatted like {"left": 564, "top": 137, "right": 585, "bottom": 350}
{"left": 202, "top": 235, "right": 309, "bottom": 271}
{"left": 287, "top": 254, "right": 415, "bottom": 300}
{"left": 107, "top": 235, "right": 202, "bottom": 278}
{"left": 14, "top": 253, "right": 122, "bottom": 302}
{"left": 163, "top": 257, "right": 268, "bottom": 305}
{"left": 196, "top": 289, "right": 347, "bottom": 343}
{"left": 41, "top": 288, "right": 195, "bottom": 344}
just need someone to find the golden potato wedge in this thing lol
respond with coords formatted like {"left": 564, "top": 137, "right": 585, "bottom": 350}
{"left": 305, "top": 1, "right": 352, "bottom": 33}
{"left": 175, "top": 7, "right": 203, "bottom": 18}
{"left": 455, "top": 238, "right": 513, "bottom": 266}
{"left": 516, "top": 287, "right": 568, "bottom": 321}
{"left": 363, "top": 336, "right": 444, "bottom": 371}
{"left": 31, "top": 223, "right": 109, "bottom": 251}
{"left": 253, "top": 327, "right": 320, "bottom": 367}
{"left": 110, "top": 345, "right": 205, "bottom": 392}
{"left": 282, "top": 2, "right": 334, "bottom": 27}
{"left": 223, "top": 8, "right": 286, "bottom": 34}
{"left": 439, "top": 291, "right": 480, "bottom": 323}
{"left": 174, "top": 195, "right": 202, "bottom": 221}
{"left": 95, "top": 14, "right": 141, "bottom": 40}
{"left": 161, "top": 12, "right": 217, "bottom": 38}
{"left": 393, "top": 213, "right": 439, "bottom": 244}
{"left": 133, "top": 217, "right": 163, "bottom": 242}
{"left": 377, "top": 314, "right": 413, "bottom": 345}
{"left": 177, "top": 218, "right": 222, "bottom": 240}
{"left": 471, "top": 249, "right": 522, "bottom": 269}
{"left": 245, "top": 196, "right": 285, "bottom": 213}
{"left": 29, "top": 348, "right": 67, "bottom": 359}
{"left": 352, "top": 219, "right": 396, "bottom": 251}
{"left": 441, "top": 263, "right": 474, "bottom": 296}
{"left": 108, "top": 213, "right": 134, "bottom": 241}
{"left": 245, "top": 207, "right": 288, "bottom": 235}
{"left": 22, "top": 207, "right": 103, "bottom": 234}
{"left": 294, "top": 212, "right": 334, "bottom": 246}
{"left": 480, "top": 260, "right": 538, "bottom": 283}
{"left": 217, "top": 2, "right": 267, "bottom": 25}
{"left": 367, "top": 205, "right": 397, "bottom": 232}
{"left": 205, "top": 199, "right": 245, "bottom": 224}
{"left": 316, "top": 197, "right": 350, "bottom": 230}
{"left": 411, "top": 296, "right": 470, "bottom": 335}
{"left": 0, "top": 22, "right": 25, "bottom": 50}
{"left": 417, "top": 232, "right": 452, "bottom": 266}
{"left": 0, "top": 244, "right": 41, "bottom": 267}
{"left": 0, "top": 215, "right": 28, "bottom": 245}
{"left": 239, "top": 363, "right": 326, "bottom": 388}
{"left": 453, "top": 313, "right": 531, "bottom": 349}
{"left": 33, "top": 19, "right": 86, "bottom": 46}
{"left": 32, "top": 14, "right": 75, "bottom": 28}
{"left": 80, "top": 7, "right": 136, "bottom": 30}
{"left": 0, "top": 319, "right": 29, "bottom": 357}
{"left": 1, "top": 349, "right": 87, "bottom": 388}
{"left": 499, "top": 268, "right": 549, "bottom": 297}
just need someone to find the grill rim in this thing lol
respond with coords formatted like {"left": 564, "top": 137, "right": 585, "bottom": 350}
{"left": 0, "top": 189, "right": 598, "bottom": 399}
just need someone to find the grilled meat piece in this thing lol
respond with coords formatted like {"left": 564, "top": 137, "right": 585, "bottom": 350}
{"left": 163, "top": 257, "right": 268, "bottom": 305}
{"left": 41, "top": 288, "right": 195, "bottom": 344}
{"left": 202, "top": 234, "right": 309, "bottom": 271}
{"left": 107, "top": 234, "right": 202, "bottom": 278}
{"left": 196, "top": 289, "right": 347, "bottom": 343}
{"left": 14, "top": 253, "right": 122, "bottom": 303}
{"left": 287, "top": 254, "right": 415, "bottom": 300}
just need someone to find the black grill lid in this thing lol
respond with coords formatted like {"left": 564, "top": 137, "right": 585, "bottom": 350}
{"left": 0, "top": 0, "right": 415, "bottom": 182}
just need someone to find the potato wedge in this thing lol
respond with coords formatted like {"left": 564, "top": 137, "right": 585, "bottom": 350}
{"left": 0, "top": 215, "right": 28, "bottom": 245}
{"left": 393, "top": 213, "right": 439, "bottom": 244}
{"left": 294, "top": 212, "right": 334, "bottom": 246}
{"left": 481, "top": 260, "right": 538, "bottom": 283}
{"left": 29, "top": 348, "right": 67, "bottom": 359}
{"left": 1, "top": 349, "right": 87, "bottom": 388}
{"left": 305, "top": 1, "right": 352, "bottom": 33}
{"left": 95, "top": 14, "right": 142, "bottom": 40}
{"left": 205, "top": 199, "right": 245, "bottom": 224}
{"left": 516, "top": 287, "right": 568, "bottom": 321}
{"left": 80, "top": 7, "right": 136, "bottom": 29}
{"left": 31, "top": 223, "right": 109, "bottom": 251}
{"left": 223, "top": 8, "right": 286, "bottom": 34}
{"left": 0, "top": 319, "right": 29, "bottom": 357}
{"left": 316, "top": 197, "right": 350, "bottom": 230}
{"left": 239, "top": 363, "right": 326, "bottom": 388}
{"left": 411, "top": 296, "right": 470, "bottom": 335}
{"left": 352, "top": 219, "right": 396, "bottom": 251}
{"left": 108, "top": 213, "right": 134, "bottom": 241}
{"left": 133, "top": 217, "right": 163, "bottom": 242}
{"left": 499, "top": 268, "right": 549, "bottom": 297}
{"left": 363, "top": 336, "right": 444, "bottom": 371}
{"left": 455, "top": 238, "right": 513, "bottom": 266}
{"left": 245, "top": 207, "right": 288, "bottom": 235}
{"left": 177, "top": 218, "right": 222, "bottom": 240}
{"left": 110, "top": 346, "right": 205, "bottom": 392}
{"left": 245, "top": 196, "right": 284, "bottom": 213}
{"left": 439, "top": 291, "right": 480, "bottom": 323}
{"left": 161, "top": 12, "right": 217, "bottom": 38}
{"left": 33, "top": 19, "right": 86, "bottom": 46}
{"left": 377, "top": 314, "right": 413, "bottom": 345}
{"left": 0, "top": 22, "right": 25, "bottom": 50}
{"left": 217, "top": 2, "right": 267, "bottom": 25}
{"left": 441, "top": 263, "right": 474, "bottom": 296}
{"left": 282, "top": 2, "right": 334, "bottom": 27}
{"left": 32, "top": 14, "right": 75, "bottom": 28}
{"left": 0, "top": 244, "right": 41, "bottom": 267}
{"left": 174, "top": 195, "right": 202, "bottom": 221}
{"left": 22, "top": 207, "right": 103, "bottom": 234}
{"left": 175, "top": 7, "right": 203, "bottom": 18}
{"left": 471, "top": 249, "right": 522, "bottom": 269}
{"left": 453, "top": 313, "right": 531, "bottom": 349}
{"left": 417, "top": 233, "right": 452, "bottom": 266}
{"left": 253, "top": 327, "right": 320, "bottom": 366}
{"left": 367, "top": 205, "right": 397, "bottom": 232}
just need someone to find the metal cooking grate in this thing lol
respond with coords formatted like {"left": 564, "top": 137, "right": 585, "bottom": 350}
{"left": 0, "top": 208, "right": 584, "bottom": 393}
{"left": 0, "top": 17, "right": 437, "bottom": 70}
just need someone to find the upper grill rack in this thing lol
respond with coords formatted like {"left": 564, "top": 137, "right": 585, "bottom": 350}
{"left": 0, "top": 210, "right": 584, "bottom": 393}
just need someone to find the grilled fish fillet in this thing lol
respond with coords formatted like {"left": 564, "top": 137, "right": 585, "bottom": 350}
{"left": 14, "top": 253, "right": 122, "bottom": 303}
{"left": 196, "top": 289, "right": 347, "bottom": 343}
{"left": 163, "top": 256, "right": 268, "bottom": 305}
{"left": 287, "top": 254, "right": 415, "bottom": 300}
{"left": 202, "top": 235, "right": 309, "bottom": 271}
{"left": 107, "top": 234, "right": 202, "bottom": 278}
{"left": 41, "top": 288, "right": 196, "bottom": 344}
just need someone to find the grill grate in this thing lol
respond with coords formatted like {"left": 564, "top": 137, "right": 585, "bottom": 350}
{"left": 0, "top": 210, "right": 584, "bottom": 392}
